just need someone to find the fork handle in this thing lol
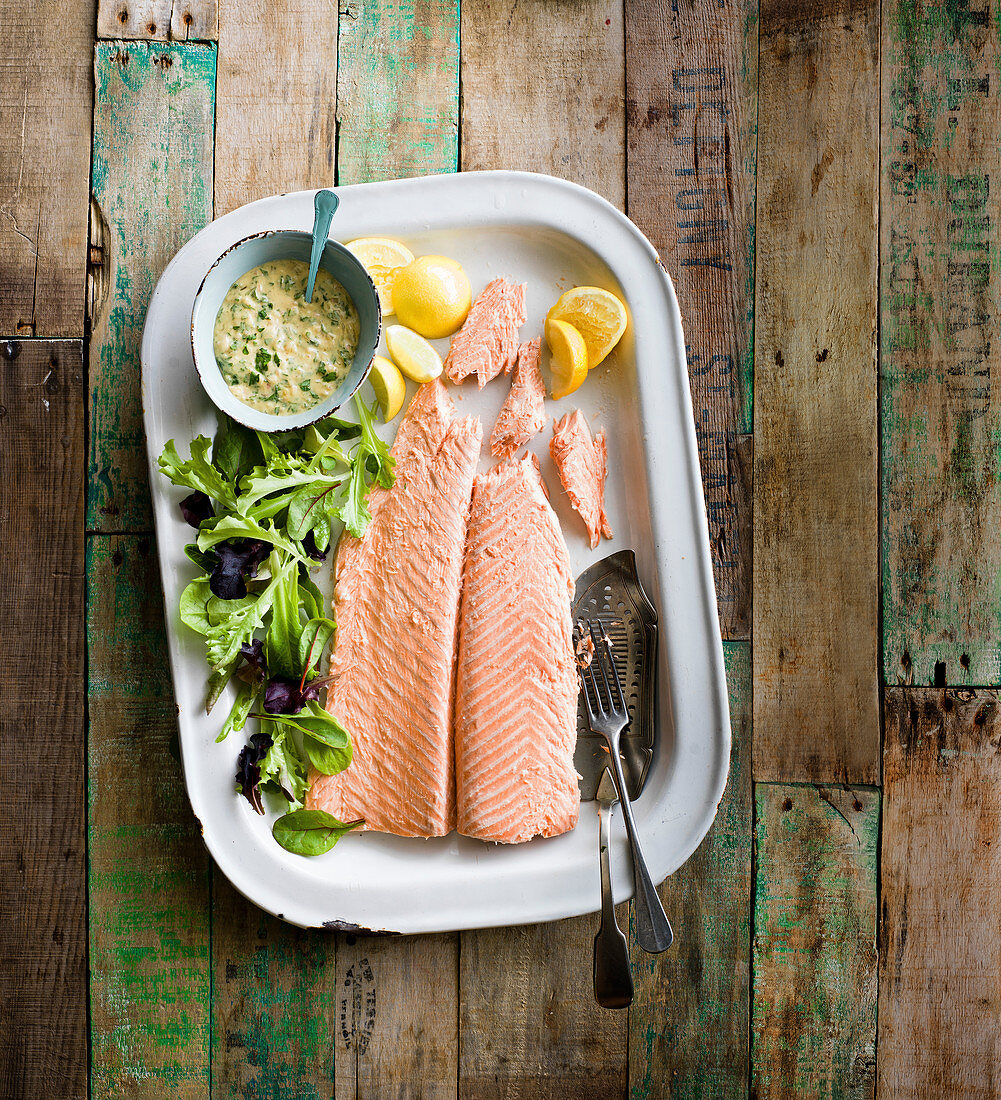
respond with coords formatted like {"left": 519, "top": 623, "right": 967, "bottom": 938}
{"left": 605, "top": 742, "right": 674, "bottom": 954}
{"left": 594, "top": 799, "right": 633, "bottom": 1009}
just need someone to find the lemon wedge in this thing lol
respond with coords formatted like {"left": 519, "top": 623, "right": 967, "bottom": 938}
{"left": 546, "top": 319, "right": 589, "bottom": 399}
{"left": 385, "top": 325, "right": 443, "bottom": 384}
{"left": 546, "top": 286, "right": 627, "bottom": 369}
{"left": 345, "top": 237, "right": 415, "bottom": 315}
{"left": 368, "top": 355, "right": 407, "bottom": 421}
{"left": 392, "top": 255, "right": 472, "bottom": 339}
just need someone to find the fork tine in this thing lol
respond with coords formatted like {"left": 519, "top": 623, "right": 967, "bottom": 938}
{"left": 580, "top": 663, "right": 605, "bottom": 720}
{"left": 594, "top": 621, "right": 627, "bottom": 713}
{"left": 587, "top": 619, "right": 614, "bottom": 710}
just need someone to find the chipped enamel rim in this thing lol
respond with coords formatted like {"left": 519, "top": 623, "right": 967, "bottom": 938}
{"left": 141, "top": 171, "right": 731, "bottom": 933}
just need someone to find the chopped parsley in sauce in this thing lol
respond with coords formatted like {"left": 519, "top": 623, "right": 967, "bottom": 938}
{"left": 213, "top": 259, "right": 360, "bottom": 416}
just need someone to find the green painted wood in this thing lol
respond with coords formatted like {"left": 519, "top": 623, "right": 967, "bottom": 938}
{"left": 336, "top": 0, "right": 459, "bottom": 186}
{"left": 88, "top": 535, "right": 211, "bottom": 1097}
{"left": 0, "top": 340, "right": 87, "bottom": 1098}
{"left": 211, "top": 876, "right": 337, "bottom": 1099}
{"left": 629, "top": 641, "right": 751, "bottom": 1099}
{"left": 624, "top": 0, "right": 756, "bottom": 639}
{"left": 881, "top": 1, "right": 1001, "bottom": 685}
{"left": 89, "top": 41, "right": 216, "bottom": 531}
{"left": 752, "top": 783, "right": 879, "bottom": 1099}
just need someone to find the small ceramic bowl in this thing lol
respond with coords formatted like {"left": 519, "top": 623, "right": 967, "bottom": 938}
{"left": 191, "top": 229, "right": 382, "bottom": 432}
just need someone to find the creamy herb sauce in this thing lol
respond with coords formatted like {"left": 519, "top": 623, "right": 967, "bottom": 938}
{"left": 213, "top": 259, "right": 360, "bottom": 416}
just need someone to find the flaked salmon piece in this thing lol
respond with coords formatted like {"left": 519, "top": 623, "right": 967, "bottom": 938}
{"left": 444, "top": 278, "right": 527, "bottom": 388}
{"left": 550, "top": 410, "right": 612, "bottom": 550}
{"left": 489, "top": 338, "right": 546, "bottom": 460}
{"left": 454, "top": 455, "right": 580, "bottom": 843}
{"left": 307, "top": 379, "right": 482, "bottom": 837}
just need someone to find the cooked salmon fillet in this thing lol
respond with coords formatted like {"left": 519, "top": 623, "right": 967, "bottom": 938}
{"left": 444, "top": 277, "right": 527, "bottom": 388}
{"left": 550, "top": 410, "right": 612, "bottom": 550}
{"left": 306, "top": 379, "right": 482, "bottom": 837}
{"left": 489, "top": 338, "right": 546, "bottom": 460}
{"left": 454, "top": 455, "right": 580, "bottom": 843}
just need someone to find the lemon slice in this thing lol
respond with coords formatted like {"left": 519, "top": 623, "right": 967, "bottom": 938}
{"left": 368, "top": 355, "right": 407, "bottom": 421}
{"left": 546, "top": 319, "right": 589, "bottom": 399}
{"left": 392, "top": 255, "right": 472, "bottom": 339}
{"left": 345, "top": 237, "right": 415, "bottom": 315}
{"left": 546, "top": 286, "right": 627, "bottom": 369}
{"left": 385, "top": 325, "right": 443, "bottom": 384}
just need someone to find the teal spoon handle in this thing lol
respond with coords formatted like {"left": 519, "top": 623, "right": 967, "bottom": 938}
{"left": 305, "top": 189, "right": 339, "bottom": 303}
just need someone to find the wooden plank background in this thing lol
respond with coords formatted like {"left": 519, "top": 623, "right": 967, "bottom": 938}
{"left": 4, "top": 0, "right": 1001, "bottom": 1095}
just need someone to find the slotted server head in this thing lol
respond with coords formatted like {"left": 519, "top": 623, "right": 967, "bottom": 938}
{"left": 572, "top": 550, "right": 658, "bottom": 801}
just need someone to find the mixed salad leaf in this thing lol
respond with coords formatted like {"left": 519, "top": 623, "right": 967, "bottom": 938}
{"left": 157, "top": 397, "right": 393, "bottom": 855}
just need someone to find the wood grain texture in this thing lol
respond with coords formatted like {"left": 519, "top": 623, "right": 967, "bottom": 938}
{"left": 97, "top": 0, "right": 217, "bottom": 42}
{"left": 0, "top": 4, "right": 92, "bottom": 336}
{"left": 214, "top": 0, "right": 336, "bottom": 214}
{"left": 336, "top": 0, "right": 459, "bottom": 186}
{"left": 87, "top": 535, "right": 211, "bottom": 1096}
{"left": 630, "top": 641, "right": 751, "bottom": 1099}
{"left": 753, "top": 0, "right": 880, "bottom": 783}
{"left": 881, "top": 2, "right": 1001, "bottom": 686}
{"left": 458, "top": 5, "right": 627, "bottom": 1094}
{"left": 335, "top": 934, "right": 458, "bottom": 1098}
{"left": 878, "top": 688, "right": 1001, "bottom": 1097}
{"left": 211, "top": 877, "right": 337, "bottom": 1099}
{"left": 89, "top": 41, "right": 216, "bottom": 532}
{"left": 625, "top": 0, "right": 757, "bottom": 639}
{"left": 752, "top": 783, "right": 879, "bottom": 1100}
{"left": 0, "top": 340, "right": 86, "bottom": 1098}
{"left": 461, "top": 0, "right": 625, "bottom": 210}
{"left": 459, "top": 919, "right": 628, "bottom": 1099}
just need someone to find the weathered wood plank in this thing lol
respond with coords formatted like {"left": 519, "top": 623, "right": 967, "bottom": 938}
{"left": 881, "top": 2, "right": 1001, "bottom": 686}
{"left": 88, "top": 534, "right": 211, "bottom": 1096}
{"left": 753, "top": 0, "right": 880, "bottom": 783}
{"left": 89, "top": 41, "right": 216, "bottom": 532}
{"left": 625, "top": 0, "right": 756, "bottom": 639}
{"left": 214, "top": 0, "right": 336, "bottom": 215}
{"left": 0, "top": 340, "right": 86, "bottom": 1097}
{"left": 211, "top": 877, "right": 337, "bottom": 1098}
{"left": 630, "top": 641, "right": 751, "bottom": 1099}
{"left": 325, "top": 6, "right": 464, "bottom": 1095}
{"left": 878, "top": 688, "right": 1001, "bottom": 1097}
{"left": 209, "top": 0, "right": 341, "bottom": 1077}
{"left": 336, "top": 0, "right": 459, "bottom": 186}
{"left": 0, "top": 4, "right": 92, "bottom": 336}
{"left": 458, "top": 5, "right": 627, "bottom": 1094}
{"left": 97, "top": 0, "right": 217, "bottom": 42}
{"left": 459, "top": 919, "right": 627, "bottom": 1099}
{"left": 461, "top": 0, "right": 625, "bottom": 210}
{"left": 751, "top": 783, "right": 879, "bottom": 1099}
{"left": 334, "top": 933, "right": 458, "bottom": 1099}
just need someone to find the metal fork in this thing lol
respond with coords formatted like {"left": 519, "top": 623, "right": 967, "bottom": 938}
{"left": 579, "top": 619, "right": 674, "bottom": 954}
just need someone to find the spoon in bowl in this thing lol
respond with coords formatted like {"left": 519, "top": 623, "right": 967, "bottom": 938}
{"left": 305, "top": 189, "right": 340, "bottom": 303}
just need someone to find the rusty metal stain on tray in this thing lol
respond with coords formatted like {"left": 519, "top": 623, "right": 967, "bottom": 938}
{"left": 573, "top": 549, "right": 657, "bottom": 801}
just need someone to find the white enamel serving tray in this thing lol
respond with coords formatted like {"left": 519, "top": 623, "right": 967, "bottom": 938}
{"left": 141, "top": 171, "right": 730, "bottom": 933}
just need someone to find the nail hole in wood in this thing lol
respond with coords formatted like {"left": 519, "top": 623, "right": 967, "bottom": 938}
{"left": 782, "top": 798, "right": 793, "bottom": 811}
{"left": 118, "top": 7, "right": 128, "bottom": 22}
{"left": 853, "top": 799, "right": 863, "bottom": 812}
{"left": 183, "top": 10, "right": 193, "bottom": 24}
{"left": 148, "top": 22, "right": 156, "bottom": 33}
{"left": 961, "top": 653, "right": 971, "bottom": 670}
